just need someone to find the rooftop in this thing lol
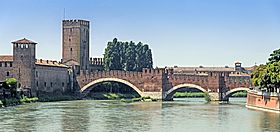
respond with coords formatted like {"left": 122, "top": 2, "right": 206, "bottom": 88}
{"left": 0, "top": 55, "right": 13, "bottom": 62}
{"left": 12, "top": 38, "right": 37, "bottom": 44}
{"left": 35, "top": 59, "right": 68, "bottom": 68}
{"left": 173, "top": 67, "right": 236, "bottom": 72}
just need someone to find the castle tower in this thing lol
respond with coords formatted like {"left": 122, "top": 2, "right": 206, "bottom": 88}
{"left": 12, "top": 38, "right": 37, "bottom": 95}
{"left": 62, "top": 19, "right": 90, "bottom": 70}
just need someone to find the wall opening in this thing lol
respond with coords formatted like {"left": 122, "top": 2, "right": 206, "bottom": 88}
{"left": 83, "top": 81, "right": 141, "bottom": 100}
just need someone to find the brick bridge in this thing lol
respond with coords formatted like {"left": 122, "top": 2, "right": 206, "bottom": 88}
{"left": 76, "top": 68, "right": 251, "bottom": 101}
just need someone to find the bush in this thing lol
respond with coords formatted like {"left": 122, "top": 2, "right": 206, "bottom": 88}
{"left": 2, "top": 98, "right": 20, "bottom": 107}
{"left": 38, "top": 95, "right": 80, "bottom": 102}
{"left": 20, "top": 96, "right": 39, "bottom": 103}
{"left": 5, "top": 78, "right": 17, "bottom": 86}
{"left": 231, "top": 91, "right": 247, "bottom": 97}
{"left": 174, "top": 92, "right": 205, "bottom": 98}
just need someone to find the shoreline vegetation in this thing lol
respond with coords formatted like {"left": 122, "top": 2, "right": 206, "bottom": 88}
{"left": 1, "top": 91, "right": 248, "bottom": 107}
{"left": 85, "top": 92, "right": 158, "bottom": 102}
{"left": 173, "top": 91, "right": 247, "bottom": 98}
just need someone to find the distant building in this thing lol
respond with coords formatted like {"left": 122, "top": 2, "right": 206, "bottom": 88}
{"left": 170, "top": 62, "right": 256, "bottom": 89}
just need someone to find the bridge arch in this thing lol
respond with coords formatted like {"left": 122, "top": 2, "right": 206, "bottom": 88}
{"left": 225, "top": 87, "right": 249, "bottom": 98}
{"left": 164, "top": 84, "right": 207, "bottom": 100}
{"left": 80, "top": 78, "right": 143, "bottom": 97}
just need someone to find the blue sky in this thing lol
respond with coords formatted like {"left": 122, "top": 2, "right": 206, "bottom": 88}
{"left": 0, "top": 0, "right": 280, "bottom": 67}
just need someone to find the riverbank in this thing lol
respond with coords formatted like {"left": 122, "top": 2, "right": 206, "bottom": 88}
{"left": 38, "top": 95, "right": 81, "bottom": 102}
{"left": 246, "top": 90, "right": 280, "bottom": 113}
{"left": 0, "top": 96, "right": 39, "bottom": 107}
{"left": 85, "top": 92, "right": 158, "bottom": 103}
{"left": 174, "top": 91, "right": 247, "bottom": 98}
{"left": 0, "top": 93, "right": 81, "bottom": 107}
{"left": 85, "top": 92, "right": 139, "bottom": 100}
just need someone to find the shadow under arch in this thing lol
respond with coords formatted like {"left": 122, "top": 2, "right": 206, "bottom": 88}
{"left": 224, "top": 87, "right": 249, "bottom": 98}
{"left": 80, "top": 78, "right": 143, "bottom": 97}
{"left": 164, "top": 84, "right": 207, "bottom": 101}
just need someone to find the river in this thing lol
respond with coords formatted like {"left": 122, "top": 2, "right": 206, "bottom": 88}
{"left": 0, "top": 98, "right": 279, "bottom": 132}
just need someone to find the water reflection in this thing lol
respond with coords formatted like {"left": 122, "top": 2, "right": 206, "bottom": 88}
{"left": 0, "top": 98, "right": 280, "bottom": 132}
{"left": 260, "top": 112, "right": 280, "bottom": 131}
{"left": 61, "top": 101, "right": 90, "bottom": 132}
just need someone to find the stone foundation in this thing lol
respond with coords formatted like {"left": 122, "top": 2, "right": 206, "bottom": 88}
{"left": 246, "top": 90, "right": 280, "bottom": 113}
{"left": 142, "top": 92, "right": 162, "bottom": 100}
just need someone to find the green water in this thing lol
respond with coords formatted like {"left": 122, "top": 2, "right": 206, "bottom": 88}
{"left": 0, "top": 98, "right": 279, "bottom": 132}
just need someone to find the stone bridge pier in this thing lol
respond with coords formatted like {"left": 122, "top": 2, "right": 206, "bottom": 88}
{"left": 75, "top": 68, "right": 251, "bottom": 101}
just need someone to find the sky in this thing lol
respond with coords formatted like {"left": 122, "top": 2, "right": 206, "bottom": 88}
{"left": 0, "top": 0, "right": 280, "bottom": 67}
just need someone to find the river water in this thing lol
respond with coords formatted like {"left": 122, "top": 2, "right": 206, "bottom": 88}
{"left": 0, "top": 98, "right": 279, "bottom": 132}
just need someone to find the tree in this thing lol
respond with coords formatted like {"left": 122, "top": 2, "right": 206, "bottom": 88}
{"left": 4, "top": 78, "right": 18, "bottom": 98}
{"left": 124, "top": 42, "right": 136, "bottom": 71}
{"left": 251, "top": 48, "right": 280, "bottom": 92}
{"left": 5, "top": 78, "right": 17, "bottom": 86}
{"left": 268, "top": 49, "right": 280, "bottom": 63}
{"left": 103, "top": 38, "right": 153, "bottom": 71}
{"left": 104, "top": 39, "right": 122, "bottom": 70}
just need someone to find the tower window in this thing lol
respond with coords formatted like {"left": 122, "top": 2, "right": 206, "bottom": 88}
{"left": 36, "top": 81, "right": 38, "bottom": 87}
{"left": 6, "top": 71, "right": 9, "bottom": 76}
{"left": 44, "top": 82, "right": 47, "bottom": 87}
{"left": 69, "top": 38, "right": 71, "bottom": 42}
{"left": 0, "top": 62, "right": 2, "bottom": 67}
{"left": 62, "top": 82, "right": 64, "bottom": 87}
{"left": 70, "top": 48, "right": 72, "bottom": 51}
{"left": 10, "top": 62, "right": 12, "bottom": 67}
{"left": 36, "top": 71, "right": 38, "bottom": 77}
{"left": 50, "top": 82, "right": 53, "bottom": 87}
{"left": 4, "top": 62, "right": 7, "bottom": 67}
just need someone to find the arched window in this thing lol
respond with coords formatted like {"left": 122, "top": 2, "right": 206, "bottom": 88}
{"left": 6, "top": 71, "right": 9, "bottom": 76}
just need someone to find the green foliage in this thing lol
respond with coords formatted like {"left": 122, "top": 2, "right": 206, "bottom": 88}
{"left": 87, "top": 92, "right": 138, "bottom": 100}
{"left": 268, "top": 48, "right": 280, "bottom": 63}
{"left": 5, "top": 78, "right": 17, "bottom": 86}
{"left": 231, "top": 91, "right": 247, "bottom": 97}
{"left": 20, "top": 96, "right": 38, "bottom": 103}
{"left": 104, "top": 38, "right": 153, "bottom": 71}
{"left": 251, "top": 48, "right": 280, "bottom": 92}
{"left": 173, "top": 92, "right": 205, "bottom": 98}
{"left": 2, "top": 98, "right": 20, "bottom": 107}
{"left": 38, "top": 95, "right": 80, "bottom": 102}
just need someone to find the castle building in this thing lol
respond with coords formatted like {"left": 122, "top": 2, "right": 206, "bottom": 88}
{"left": 0, "top": 19, "right": 253, "bottom": 98}
{"left": 0, "top": 19, "right": 103, "bottom": 97}
{"left": 62, "top": 20, "right": 90, "bottom": 71}
{"left": 62, "top": 20, "right": 104, "bottom": 72}
{"left": 0, "top": 38, "right": 71, "bottom": 96}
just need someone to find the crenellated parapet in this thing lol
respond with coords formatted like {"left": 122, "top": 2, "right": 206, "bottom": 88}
{"left": 62, "top": 19, "right": 90, "bottom": 27}
{"left": 76, "top": 67, "right": 252, "bottom": 101}
{"left": 89, "top": 57, "right": 104, "bottom": 66}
